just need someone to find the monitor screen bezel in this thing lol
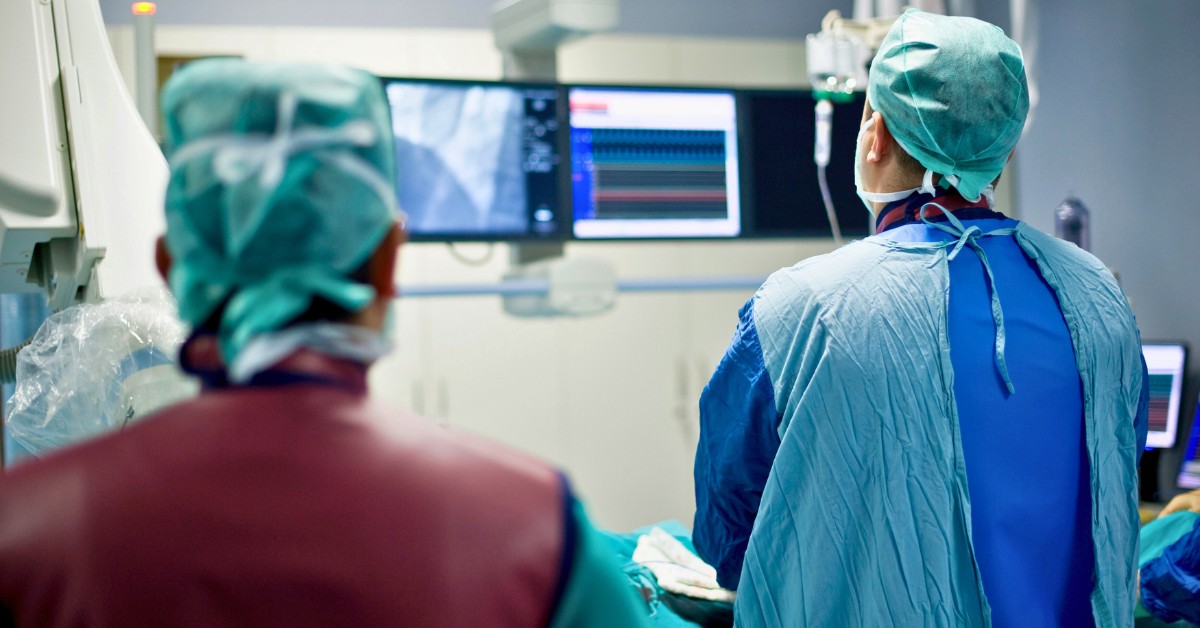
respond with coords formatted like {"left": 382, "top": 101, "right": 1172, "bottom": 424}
{"left": 564, "top": 83, "right": 744, "bottom": 242}
{"left": 1144, "top": 341, "right": 1189, "bottom": 450}
{"left": 735, "top": 88, "right": 872, "bottom": 240}
{"left": 378, "top": 75, "right": 573, "bottom": 243}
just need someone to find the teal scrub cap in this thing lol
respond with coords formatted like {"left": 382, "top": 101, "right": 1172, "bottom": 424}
{"left": 160, "top": 59, "right": 398, "bottom": 362}
{"left": 867, "top": 9, "right": 1029, "bottom": 202}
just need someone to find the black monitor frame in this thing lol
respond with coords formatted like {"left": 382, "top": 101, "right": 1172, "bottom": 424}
{"left": 378, "top": 76, "right": 572, "bottom": 243}
{"left": 736, "top": 88, "right": 871, "bottom": 240}
{"left": 1143, "top": 341, "right": 1189, "bottom": 450}
{"left": 376, "top": 76, "right": 880, "bottom": 244}
{"left": 1138, "top": 340, "right": 1190, "bottom": 502}
{"left": 563, "top": 83, "right": 745, "bottom": 242}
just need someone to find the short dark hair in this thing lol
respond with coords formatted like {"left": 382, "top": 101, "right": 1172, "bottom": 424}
{"left": 894, "top": 141, "right": 1006, "bottom": 189}
{"left": 893, "top": 143, "right": 926, "bottom": 180}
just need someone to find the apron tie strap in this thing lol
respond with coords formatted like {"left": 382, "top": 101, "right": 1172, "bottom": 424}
{"left": 920, "top": 204, "right": 1017, "bottom": 395}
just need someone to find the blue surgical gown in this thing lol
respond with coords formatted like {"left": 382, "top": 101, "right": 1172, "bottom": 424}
{"left": 694, "top": 205, "right": 1149, "bottom": 626}
{"left": 1142, "top": 517, "right": 1200, "bottom": 625}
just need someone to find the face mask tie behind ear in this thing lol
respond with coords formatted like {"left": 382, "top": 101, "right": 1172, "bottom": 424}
{"left": 854, "top": 118, "right": 938, "bottom": 211}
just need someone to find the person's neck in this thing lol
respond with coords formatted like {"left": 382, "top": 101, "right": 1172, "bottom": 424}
{"left": 874, "top": 188, "right": 993, "bottom": 234}
{"left": 865, "top": 167, "right": 930, "bottom": 214}
{"left": 347, "top": 303, "right": 387, "bottom": 332}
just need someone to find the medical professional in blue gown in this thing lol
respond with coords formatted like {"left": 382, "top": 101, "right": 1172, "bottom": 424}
{"left": 693, "top": 10, "right": 1149, "bottom": 628}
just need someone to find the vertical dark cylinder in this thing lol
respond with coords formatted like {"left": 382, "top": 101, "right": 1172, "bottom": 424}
{"left": 1054, "top": 197, "right": 1091, "bottom": 252}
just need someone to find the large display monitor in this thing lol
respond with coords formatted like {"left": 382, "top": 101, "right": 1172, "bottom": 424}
{"left": 381, "top": 78, "right": 568, "bottom": 241}
{"left": 568, "top": 87, "right": 741, "bottom": 239}
{"left": 738, "top": 90, "right": 870, "bottom": 239}
{"left": 1144, "top": 342, "right": 1187, "bottom": 449}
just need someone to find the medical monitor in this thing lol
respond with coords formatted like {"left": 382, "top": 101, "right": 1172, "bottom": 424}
{"left": 1178, "top": 397, "right": 1200, "bottom": 489}
{"left": 1144, "top": 342, "right": 1187, "bottom": 449}
{"left": 737, "top": 90, "right": 870, "bottom": 239}
{"left": 568, "top": 87, "right": 741, "bottom": 239}
{"left": 381, "top": 78, "right": 568, "bottom": 241}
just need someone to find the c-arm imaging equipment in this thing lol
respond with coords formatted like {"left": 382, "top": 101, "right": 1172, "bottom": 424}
{"left": 0, "top": 0, "right": 166, "bottom": 311}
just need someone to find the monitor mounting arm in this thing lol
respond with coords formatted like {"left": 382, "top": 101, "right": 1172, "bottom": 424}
{"left": 492, "top": 0, "right": 618, "bottom": 82}
{"left": 491, "top": 0, "right": 618, "bottom": 265}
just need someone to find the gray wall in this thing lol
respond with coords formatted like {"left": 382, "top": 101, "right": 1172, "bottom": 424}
{"left": 1014, "top": 0, "right": 1200, "bottom": 493}
{"left": 99, "top": 0, "right": 850, "bottom": 39}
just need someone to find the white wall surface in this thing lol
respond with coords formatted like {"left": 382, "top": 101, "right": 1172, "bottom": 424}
{"left": 107, "top": 25, "right": 812, "bottom": 90}
{"left": 99, "top": 0, "right": 852, "bottom": 39}
{"left": 109, "top": 22, "right": 839, "bottom": 529}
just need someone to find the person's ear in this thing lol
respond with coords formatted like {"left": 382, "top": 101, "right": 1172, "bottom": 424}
{"left": 368, "top": 221, "right": 406, "bottom": 300}
{"left": 155, "top": 236, "right": 172, "bottom": 283}
{"left": 868, "top": 112, "right": 893, "bottom": 163}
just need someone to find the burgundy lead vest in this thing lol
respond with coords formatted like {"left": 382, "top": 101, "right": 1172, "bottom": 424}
{"left": 0, "top": 353, "right": 567, "bottom": 628}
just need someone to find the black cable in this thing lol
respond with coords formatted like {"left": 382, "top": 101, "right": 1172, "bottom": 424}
{"left": 446, "top": 242, "right": 496, "bottom": 267}
{"left": 0, "top": 337, "right": 33, "bottom": 383}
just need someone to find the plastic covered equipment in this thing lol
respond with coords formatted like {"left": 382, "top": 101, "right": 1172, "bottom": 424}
{"left": 5, "top": 288, "right": 198, "bottom": 458}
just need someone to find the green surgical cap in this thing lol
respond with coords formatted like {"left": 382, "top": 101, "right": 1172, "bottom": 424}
{"left": 161, "top": 59, "right": 397, "bottom": 362}
{"left": 868, "top": 9, "right": 1029, "bottom": 202}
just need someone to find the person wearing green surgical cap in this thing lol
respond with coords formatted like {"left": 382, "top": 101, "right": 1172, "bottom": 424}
{"left": 0, "top": 59, "right": 647, "bottom": 628}
{"left": 694, "top": 10, "right": 1148, "bottom": 627}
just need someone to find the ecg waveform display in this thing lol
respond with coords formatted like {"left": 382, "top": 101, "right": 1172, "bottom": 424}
{"left": 569, "top": 88, "right": 740, "bottom": 239}
{"left": 1143, "top": 343, "right": 1187, "bottom": 450}
{"left": 1148, "top": 373, "right": 1177, "bottom": 433}
{"left": 576, "top": 128, "right": 729, "bottom": 220}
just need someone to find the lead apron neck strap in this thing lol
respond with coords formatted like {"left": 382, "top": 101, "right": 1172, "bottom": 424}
{"left": 919, "top": 204, "right": 1017, "bottom": 395}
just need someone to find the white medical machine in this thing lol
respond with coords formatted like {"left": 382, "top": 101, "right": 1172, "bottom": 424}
{"left": 0, "top": 0, "right": 166, "bottom": 312}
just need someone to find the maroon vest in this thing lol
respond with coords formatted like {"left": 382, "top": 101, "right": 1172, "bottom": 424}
{"left": 0, "top": 355, "right": 566, "bottom": 627}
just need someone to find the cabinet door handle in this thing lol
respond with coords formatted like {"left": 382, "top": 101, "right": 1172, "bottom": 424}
{"left": 676, "top": 357, "right": 696, "bottom": 422}
{"left": 676, "top": 357, "right": 690, "bottom": 399}
{"left": 412, "top": 380, "right": 425, "bottom": 415}
{"left": 674, "top": 358, "right": 692, "bottom": 431}
{"left": 437, "top": 378, "right": 450, "bottom": 420}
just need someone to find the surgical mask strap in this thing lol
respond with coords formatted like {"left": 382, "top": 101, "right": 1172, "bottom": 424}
{"left": 857, "top": 119, "right": 919, "bottom": 207}
{"left": 921, "top": 170, "right": 938, "bottom": 196}
{"left": 856, "top": 119, "right": 936, "bottom": 205}
{"left": 858, "top": 187, "right": 922, "bottom": 204}
{"left": 859, "top": 168, "right": 941, "bottom": 205}
{"left": 980, "top": 186, "right": 996, "bottom": 208}
{"left": 919, "top": 203, "right": 1016, "bottom": 395}
{"left": 230, "top": 322, "right": 393, "bottom": 384}
{"left": 938, "top": 172, "right": 998, "bottom": 209}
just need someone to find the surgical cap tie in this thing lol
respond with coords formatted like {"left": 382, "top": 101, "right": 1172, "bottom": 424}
{"left": 936, "top": 172, "right": 997, "bottom": 208}
{"left": 920, "top": 203, "right": 1016, "bottom": 395}
{"left": 228, "top": 264, "right": 376, "bottom": 362}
